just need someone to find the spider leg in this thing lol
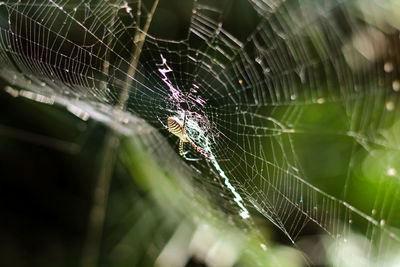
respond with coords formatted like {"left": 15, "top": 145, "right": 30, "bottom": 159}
{"left": 182, "top": 155, "right": 201, "bottom": 161}
{"left": 186, "top": 137, "right": 215, "bottom": 160}
{"left": 179, "top": 140, "right": 184, "bottom": 157}
{"left": 179, "top": 140, "right": 201, "bottom": 161}
{"left": 157, "top": 116, "right": 168, "bottom": 129}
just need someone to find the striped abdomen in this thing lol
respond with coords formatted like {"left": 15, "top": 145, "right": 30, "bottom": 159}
{"left": 166, "top": 116, "right": 212, "bottom": 160}
{"left": 167, "top": 117, "right": 186, "bottom": 141}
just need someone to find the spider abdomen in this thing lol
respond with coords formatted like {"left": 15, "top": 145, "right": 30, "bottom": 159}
{"left": 167, "top": 117, "right": 186, "bottom": 140}
{"left": 166, "top": 116, "right": 212, "bottom": 160}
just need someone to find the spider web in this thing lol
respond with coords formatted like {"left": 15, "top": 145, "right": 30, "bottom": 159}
{"left": 1, "top": 0, "right": 400, "bottom": 264}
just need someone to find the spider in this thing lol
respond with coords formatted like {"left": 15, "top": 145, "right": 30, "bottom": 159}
{"left": 165, "top": 114, "right": 214, "bottom": 161}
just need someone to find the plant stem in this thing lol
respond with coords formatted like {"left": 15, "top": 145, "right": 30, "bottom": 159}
{"left": 80, "top": 131, "right": 119, "bottom": 267}
{"left": 118, "top": 0, "right": 159, "bottom": 110}
{"left": 81, "top": 1, "right": 159, "bottom": 266}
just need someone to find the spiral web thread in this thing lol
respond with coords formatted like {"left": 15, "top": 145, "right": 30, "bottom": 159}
{"left": 1, "top": 0, "right": 400, "bottom": 263}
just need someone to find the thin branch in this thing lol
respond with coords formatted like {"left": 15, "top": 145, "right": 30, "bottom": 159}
{"left": 80, "top": 10, "right": 119, "bottom": 267}
{"left": 81, "top": 2, "right": 160, "bottom": 266}
{"left": 99, "top": 16, "right": 114, "bottom": 92}
{"left": 80, "top": 132, "right": 119, "bottom": 267}
{"left": 136, "top": 0, "right": 142, "bottom": 37}
{"left": 0, "top": 124, "right": 80, "bottom": 154}
{"left": 118, "top": 0, "right": 159, "bottom": 110}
